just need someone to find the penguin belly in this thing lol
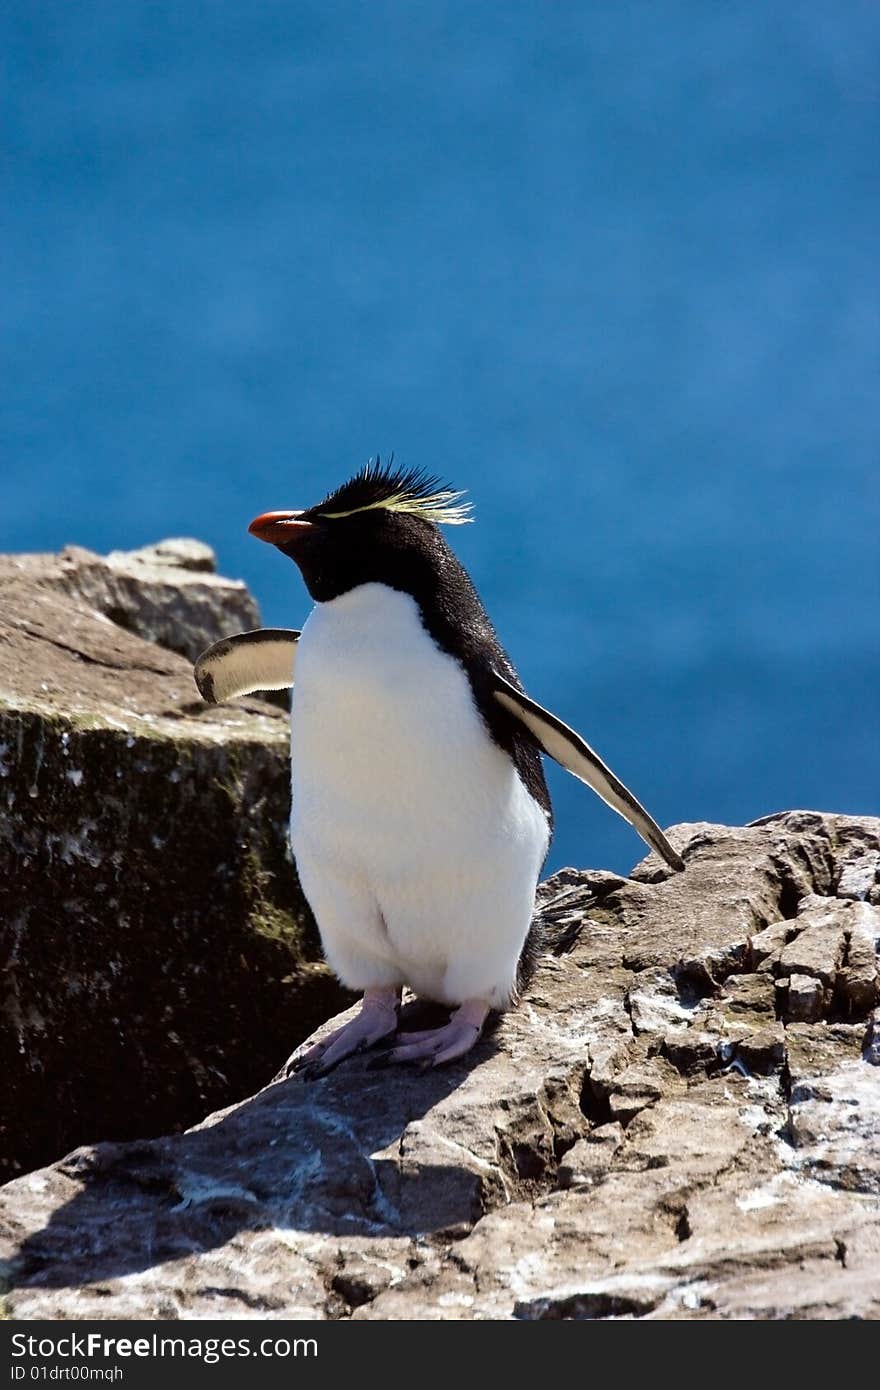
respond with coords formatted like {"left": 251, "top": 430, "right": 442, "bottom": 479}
{"left": 290, "top": 583, "right": 550, "bottom": 1009}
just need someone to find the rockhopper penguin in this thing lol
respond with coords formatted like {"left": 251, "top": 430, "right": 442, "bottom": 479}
{"left": 195, "top": 460, "right": 685, "bottom": 1072}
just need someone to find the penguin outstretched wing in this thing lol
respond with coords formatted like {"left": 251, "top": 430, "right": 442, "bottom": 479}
{"left": 492, "top": 671, "right": 685, "bottom": 872}
{"left": 193, "top": 631, "right": 683, "bottom": 871}
{"left": 194, "top": 629, "right": 300, "bottom": 704}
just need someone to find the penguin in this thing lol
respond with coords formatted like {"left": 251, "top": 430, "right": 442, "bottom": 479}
{"left": 194, "top": 459, "right": 684, "bottom": 1073}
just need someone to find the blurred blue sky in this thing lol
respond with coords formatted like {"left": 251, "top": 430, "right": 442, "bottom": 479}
{"left": 3, "top": 2, "right": 879, "bottom": 871}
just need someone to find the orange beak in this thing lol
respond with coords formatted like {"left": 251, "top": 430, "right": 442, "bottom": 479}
{"left": 248, "top": 510, "right": 313, "bottom": 545}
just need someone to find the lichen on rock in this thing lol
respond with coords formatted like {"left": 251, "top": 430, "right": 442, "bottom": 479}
{"left": 0, "top": 542, "right": 348, "bottom": 1183}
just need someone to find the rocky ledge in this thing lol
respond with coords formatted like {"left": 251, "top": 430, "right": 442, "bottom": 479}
{"left": 0, "top": 542, "right": 343, "bottom": 1183}
{"left": 1, "top": 810, "right": 878, "bottom": 1320}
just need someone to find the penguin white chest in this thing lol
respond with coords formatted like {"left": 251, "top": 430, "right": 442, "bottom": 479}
{"left": 289, "top": 583, "right": 549, "bottom": 1007}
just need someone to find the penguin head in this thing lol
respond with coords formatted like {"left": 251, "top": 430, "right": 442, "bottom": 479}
{"left": 249, "top": 458, "right": 472, "bottom": 602}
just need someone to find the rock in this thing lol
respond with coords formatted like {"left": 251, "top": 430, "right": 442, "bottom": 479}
{"left": 741, "top": 890, "right": 878, "bottom": 1026}
{"left": 717, "top": 971, "right": 777, "bottom": 1018}
{"left": 778, "top": 899, "right": 847, "bottom": 989}
{"left": 837, "top": 903, "right": 880, "bottom": 1018}
{"left": 607, "top": 1058, "right": 685, "bottom": 1124}
{"left": 0, "top": 544, "right": 342, "bottom": 1183}
{"left": 557, "top": 1124, "right": 626, "bottom": 1188}
{"left": 1, "top": 810, "right": 878, "bottom": 1320}
{"left": 49, "top": 540, "right": 259, "bottom": 663}
{"left": 748, "top": 918, "right": 797, "bottom": 970}
{"left": 730, "top": 1023, "right": 787, "bottom": 1074}
{"left": 661, "top": 1028, "right": 722, "bottom": 1075}
{"left": 837, "top": 853, "right": 880, "bottom": 902}
{"left": 786, "top": 973, "right": 825, "bottom": 1023}
{"left": 626, "top": 968, "right": 699, "bottom": 1039}
{"left": 611, "top": 813, "right": 836, "bottom": 983}
{"left": 786, "top": 1023, "right": 880, "bottom": 1193}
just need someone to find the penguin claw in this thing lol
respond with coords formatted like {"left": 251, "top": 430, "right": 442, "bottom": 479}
{"left": 286, "top": 1052, "right": 331, "bottom": 1080}
{"left": 286, "top": 987, "right": 401, "bottom": 1078}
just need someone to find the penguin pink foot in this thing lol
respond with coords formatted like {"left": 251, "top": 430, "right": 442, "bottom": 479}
{"left": 377, "top": 998, "right": 491, "bottom": 1068}
{"left": 288, "top": 985, "right": 401, "bottom": 1076}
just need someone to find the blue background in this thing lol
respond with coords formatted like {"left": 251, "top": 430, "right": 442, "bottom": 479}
{"left": 4, "top": 2, "right": 879, "bottom": 873}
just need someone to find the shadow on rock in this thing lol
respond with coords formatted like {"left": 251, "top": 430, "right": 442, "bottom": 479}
{"left": 8, "top": 1031, "right": 501, "bottom": 1294}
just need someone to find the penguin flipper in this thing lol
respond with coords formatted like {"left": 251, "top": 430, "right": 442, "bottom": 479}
{"left": 194, "top": 629, "right": 300, "bottom": 704}
{"left": 491, "top": 671, "right": 685, "bottom": 872}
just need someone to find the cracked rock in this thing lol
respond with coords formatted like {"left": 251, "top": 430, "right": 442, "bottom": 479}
{"left": 718, "top": 972, "right": 777, "bottom": 1018}
{"left": 837, "top": 903, "right": 880, "bottom": 1018}
{"left": 731, "top": 1023, "right": 787, "bottom": 1074}
{"left": 837, "top": 854, "right": 880, "bottom": 902}
{"left": 1, "top": 811, "right": 879, "bottom": 1319}
{"left": 557, "top": 1124, "right": 626, "bottom": 1188}
{"left": 52, "top": 540, "right": 259, "bottom": 662}
{"left": 748, "top": 918, "right": 797, "bottom": 970}
{"left": 778, "top": 900, "right": 847, "bottom": 989}
{"left": 608, "top": 1058, "right": 685, "bottom": 1124}
{"left": 786, "top": 973, "right": 825, "bottom": 1023}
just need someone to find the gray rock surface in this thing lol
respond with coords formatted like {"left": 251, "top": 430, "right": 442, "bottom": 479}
{"left": 17, "top": 539, "right": 260, "bottom": 663}
{"left": 1, "top": 811, "right": 877, "bottom": 1320}
{"left": 0, "top": 545, "right": 341, "bottom": 1182}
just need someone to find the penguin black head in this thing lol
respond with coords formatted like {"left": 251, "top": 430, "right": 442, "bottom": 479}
{"left": 248, "top": 458, "right": 473, "bottom": 603}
